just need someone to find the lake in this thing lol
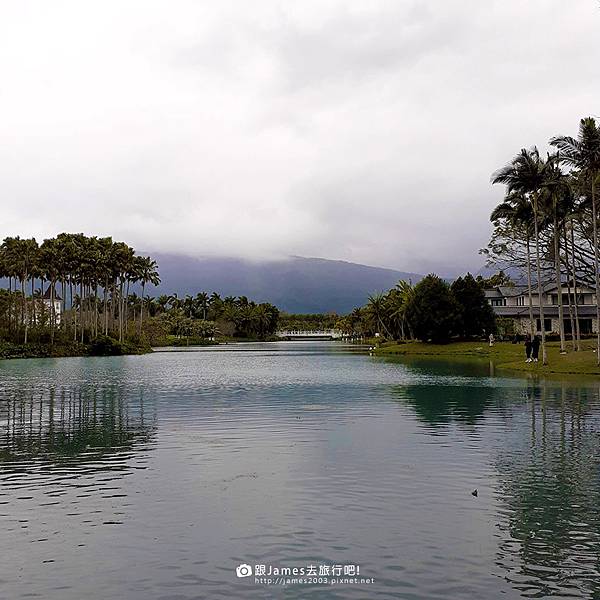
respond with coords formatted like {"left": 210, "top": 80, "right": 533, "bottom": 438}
{"left": 1, "top": 342, "right": 599, "bottom": 599}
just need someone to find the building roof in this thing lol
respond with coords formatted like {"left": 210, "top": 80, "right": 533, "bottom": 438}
{"left": 42, "top": 286, "right": 62, "bottom": 301}
{"left": 492, "top": 305, "right": 598, "bottom": 318}
{"left": 486, "top": 282, "right": 596, "bottom": 297}
{"left": 541, "top": 280, "right": 596, "bottom": 293}
{"left": 484, "top": 285, "right": 526, "bottom": 298}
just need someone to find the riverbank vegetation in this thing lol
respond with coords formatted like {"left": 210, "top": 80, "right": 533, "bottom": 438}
{"left": 278, "top": 312, "right": 339, "bottom": 331}
{"left": 0, "top": 233, "right": 159, "bottom": 358}
{"left": 335, "top": 273, "right": 495, "bottom": 344}
{"left": 0, "top": 234, "right": 280, "bottom": 358}
{"left": 144, "top": 292, "right": 279, "bottom": 344}
{"left": 484, "top": 116, "right": 600, "bottom": 366}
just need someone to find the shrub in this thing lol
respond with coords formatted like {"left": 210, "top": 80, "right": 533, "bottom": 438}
{"left": 89, "top": 335, "right": 149, "bottom": 356}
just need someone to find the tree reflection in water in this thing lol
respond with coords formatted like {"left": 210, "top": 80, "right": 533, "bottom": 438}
{"left": 393, "top": 371, "right": 600, "bottom": 598}
{"left": 495, "top": 381, "right": 600, "bottom": 598}
{"left": 0, "top": 384, "right": 156, "bottom": 474}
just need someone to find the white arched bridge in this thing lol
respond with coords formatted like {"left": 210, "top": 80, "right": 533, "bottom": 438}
{"left": 276, "top": 329, "right": 344, "bottom": 340}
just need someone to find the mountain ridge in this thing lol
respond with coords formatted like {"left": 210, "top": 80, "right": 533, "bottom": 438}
{"left": 146, "top": 253, "right": 423, "bottom": 314}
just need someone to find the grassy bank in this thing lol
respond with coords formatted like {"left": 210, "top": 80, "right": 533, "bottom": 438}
{"left": 374, "top": 340, "right": 600, "bottom": 376}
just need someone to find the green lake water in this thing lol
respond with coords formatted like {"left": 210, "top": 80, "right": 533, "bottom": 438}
{"left": 1, "top": 342, "right": 599, "bottom": 599}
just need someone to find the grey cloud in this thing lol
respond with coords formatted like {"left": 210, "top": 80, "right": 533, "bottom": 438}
{"left": 0, "top": 0, "right": 599, "bottom": 276}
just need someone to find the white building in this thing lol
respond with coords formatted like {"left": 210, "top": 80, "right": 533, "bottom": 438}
{"left": 485, "top": 282, "right": 597, "bottom": 335}
{"left": 42, "top": 287, "right": 62, "bottom": 325}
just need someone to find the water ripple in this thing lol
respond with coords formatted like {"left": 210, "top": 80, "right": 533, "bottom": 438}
{"left": 0, "top": 343, "right": 599, "bottom": 598}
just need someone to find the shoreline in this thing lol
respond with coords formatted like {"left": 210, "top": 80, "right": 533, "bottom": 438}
{"left": 0, "top": 339, "right": 152, "bottom": 361}
{"left": 0, "top": 336, "right": 287, "bottom": 361}
{"left": 374, "top": 340, "right": 600, "bottom": 377}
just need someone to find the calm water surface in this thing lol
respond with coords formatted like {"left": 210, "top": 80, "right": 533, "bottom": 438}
{"left": 1, "top": 342, "right": 600, "bottom": 599}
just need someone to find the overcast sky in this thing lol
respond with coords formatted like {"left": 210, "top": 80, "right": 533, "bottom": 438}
{"left": 1, "top": 1, "right": 598, "bottom": 275}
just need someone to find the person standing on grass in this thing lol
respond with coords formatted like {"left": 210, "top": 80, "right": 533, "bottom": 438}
{"left": 531, "top": 335, "right": 540, "bottom": 363}
{"left": 489, "top": 333, "right": 495, "bottom": 347}
{"left": 525, "top": 334, "right": 532, "bottom": 363}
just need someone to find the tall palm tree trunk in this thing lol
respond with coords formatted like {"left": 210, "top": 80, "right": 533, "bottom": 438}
{"left": 139, "top": 281, "right": 146, "bottom": 335}
{"left": 119, "top": 280, "right": 124, "bottom": 342}
{"left": 94, "top": 285, "right": 98, "bottom": 337}
{"left": 8, "top": 276, "right": 12, "bottom": 334}
{"left": 533, "top": 196, "right": 548, "bottom": 365}
{"left": 553, "top": 209, "right": 566, "bottom": 353}
{"left": 525, "top": 236, "right": 535, "bottom": 336}
{"left": 30, "top": 277, "right": 36, "bottom": 327}
{"left": 20, "top": 277, "right": 25, "bottom": 330}
{"left": 124, "top": 280, "right": 130, "bottom": 334}
{"left": 563, "top": 224, "right": 576, "bottom": 351}
{"left": 61, "top": 281, "right": 66, "bottom": 328}
{"left": 50, "top": 281, "right": 56, "bottom": 345}
{"left": 566, "top": 222, "right": 581, "bottom": 350}
{"left": 70, "top": 280, "right": 76, "bottom": 341}
{"left": 80, "top": 282, "right": 85, "bottom": 343}
{"left": 110, "top": 282, "right": 117, "bottom": 334}
{"left": 23, "top": 271, "right": 28, "bottom": 344}
{"left": 103, "top": 277, "right": 109, "bottom": 335}
{"left": 592, "top": 179, "right": 600, "bottom": 366}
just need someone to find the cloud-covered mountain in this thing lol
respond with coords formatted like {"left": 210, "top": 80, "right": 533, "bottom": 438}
{"left": 149, "top": 254, "right": 422, "bottom": 314}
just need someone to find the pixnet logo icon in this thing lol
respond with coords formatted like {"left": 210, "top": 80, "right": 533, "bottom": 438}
{"left": 236, "top": 564, "right": 252, "bottom": 578}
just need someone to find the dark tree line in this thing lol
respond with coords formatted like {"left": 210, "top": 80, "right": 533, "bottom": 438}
{"left": 335, "top": 274, "right": 495, "bottom": 343}
{"left": 147, "top": 293, "right": 279, "bottom": 341}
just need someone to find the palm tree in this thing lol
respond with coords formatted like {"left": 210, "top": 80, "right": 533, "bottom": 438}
{"left": 39, "top": 237, "right": 62, "bottom": 344}
{"left": 565, "top": 200, "right": 583, "bottom": 350}
{"left": 183, "top": 294, "right": 194, "bottom": 318}
{"left": 491, "top": 193, "right": 536, "bottom": 337}
{"left": 135, "top": 256, "right": 160, "bottom": 334}
{"left": 551, "top": 118, "right": 600, "bottom": 364}
{"left": 366, "top": 292, "right": 392, "bottom": 338}
{"left": 492, "top": 148, "right": 560, "bottom": 365}
{"left": 209, "top": 292, "right": 222, "bottom": 319}
{"left": 195, "top": 292, "right": 209, "bottom": 320}
{"left": 540, "top": 165, "right": 572, "bottom": 353}
{"left": 17, "top": 238, "right": 39, "bottom": 343}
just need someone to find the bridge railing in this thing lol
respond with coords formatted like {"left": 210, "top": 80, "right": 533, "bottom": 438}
{"left": 276, "top": 329, "right": 344, "bottom": 338}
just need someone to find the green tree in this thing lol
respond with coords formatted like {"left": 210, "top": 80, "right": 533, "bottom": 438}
{"left": 195, "top": 292, "right": 209, "bottom": 320}
{"left": 490, "top": 194, "right": 535, "bottom": 336}
{"left": 450, "top": 273, "right": 496, "bottom": 338}
{"left": 135, "top": 256, "right": 160, "bottom": 334}
{"left": 492, "top": 148, "right": 560, "bottom": 365}
{"left": 551, "top": 118, "right": 600, "bottom": 364}
{"left": 406, "top": 275, "right": 459, "bottom": 343}
{"left": 366, "top": 292, "right": 392, "bottom": 338}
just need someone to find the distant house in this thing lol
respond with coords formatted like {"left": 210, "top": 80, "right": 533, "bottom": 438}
{"left": 485, "top": 282, "right": 597, "bottom": 335}
{"left": 42, "top": 287, "right": 62, "bottom": 325}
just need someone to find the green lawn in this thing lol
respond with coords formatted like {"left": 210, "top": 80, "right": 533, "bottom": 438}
{"left": 374, "top": 340, "right": 600, "bottom": 376}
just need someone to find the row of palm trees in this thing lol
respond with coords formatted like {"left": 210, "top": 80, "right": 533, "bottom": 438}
{"left": 338, "top": 274, "right": 495, "bottom": 343}
{"left": 0, "top": 233, "right": 160, "bottom": 344}
{"left": 336, "top": 280, "right": 416, "bottom": 339}
{"left": 487, "top": 117, "right": 600, "bottom": 365}
{"left": 0, "top": 231, "right": 280, "bottom": 346}
{"left": 149, "top": 293, "right": 280, "bottom": 340}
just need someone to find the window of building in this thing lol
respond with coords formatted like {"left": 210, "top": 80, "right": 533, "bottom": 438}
{"left": 564, "top": 318, "right": 593, "bottom": 334}
{"left": 490, "top": 298, "right": 506, "bottom": 307}
{"left": 551, "top": 293, "right": 583, "bottom": 306}
{"left": 536, "top": 319, "right": 552, "bottom": 332}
